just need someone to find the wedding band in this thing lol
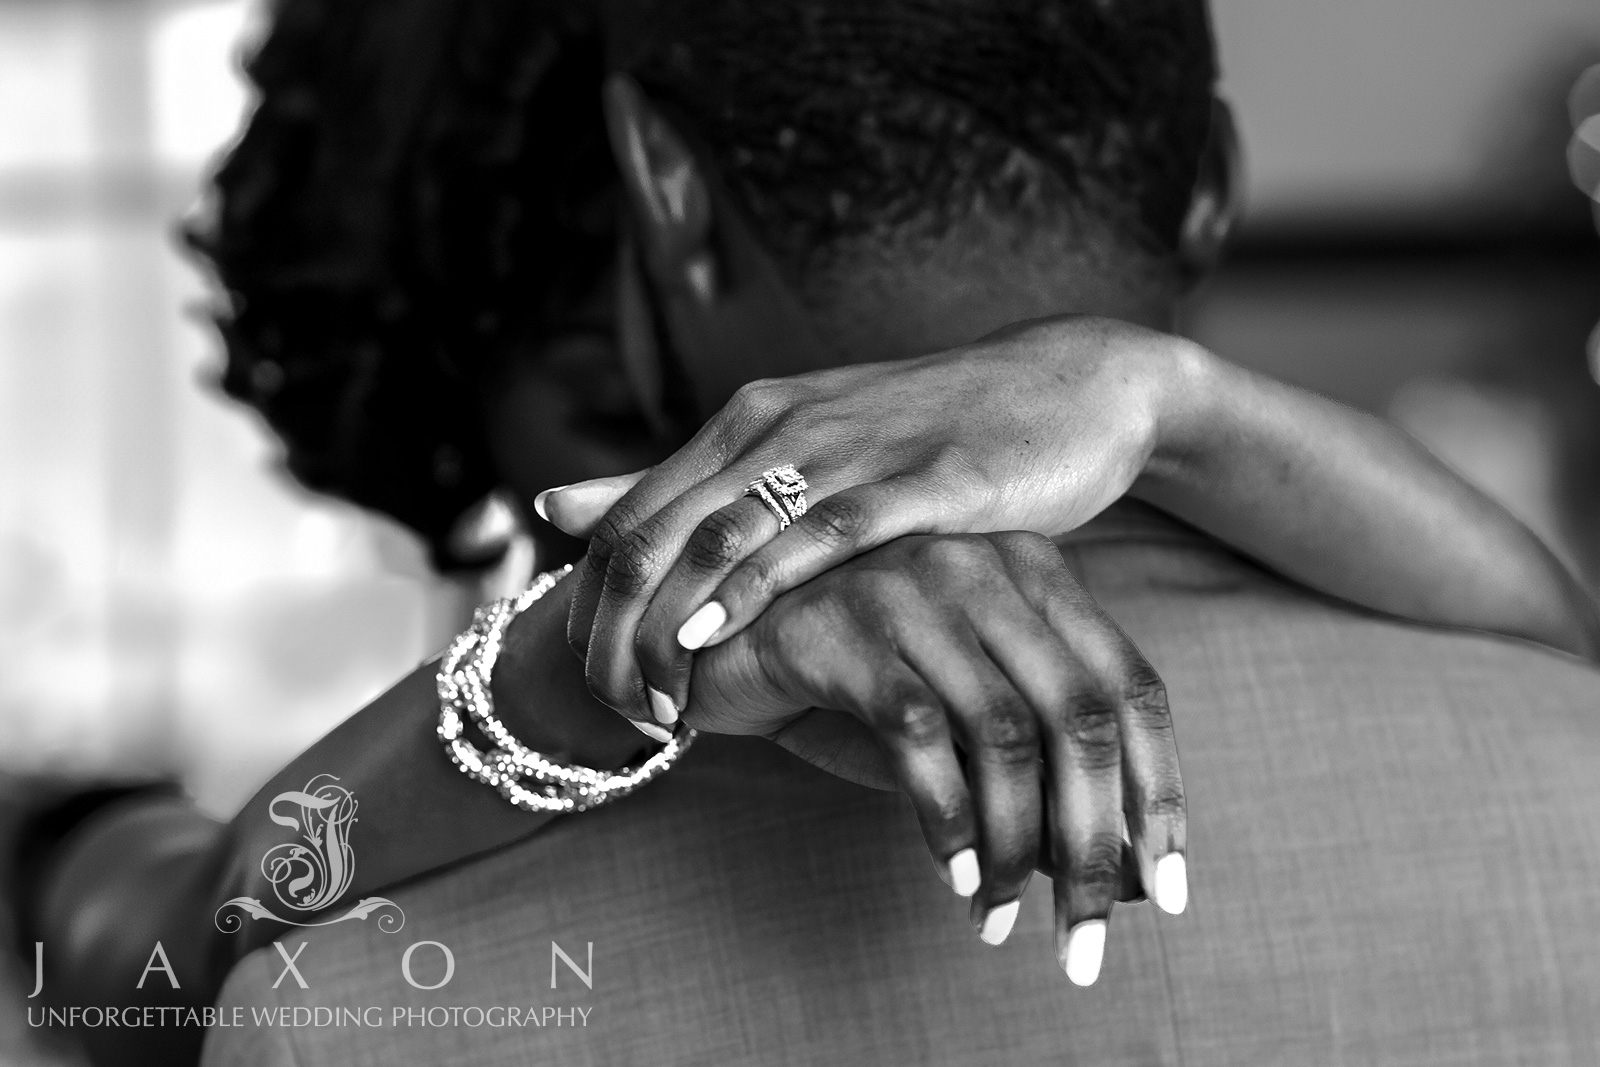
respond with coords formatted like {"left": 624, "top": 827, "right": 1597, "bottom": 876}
{"left": 745, "top": 464, "right": 809, "bottom": 529}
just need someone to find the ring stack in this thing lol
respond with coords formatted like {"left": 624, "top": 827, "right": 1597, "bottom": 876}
{"left": 437, "top": 564, "right": 696, "bottom": 813}
{"left": 746, "top": 464, "right": 809, "bottom": 529}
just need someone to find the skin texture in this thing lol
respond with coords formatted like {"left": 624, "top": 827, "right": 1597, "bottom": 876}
{"left": 682, "top": 531, "right": 1180, "bottom": 945}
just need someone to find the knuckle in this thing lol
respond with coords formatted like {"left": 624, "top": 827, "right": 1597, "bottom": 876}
{"left": 852, "top": 570, "right": 917, "bottom": 621}
{"left": 602, "top": 526, "right": 661, "bottom": 598}
{"left": 803, "top": 494, "right": 873, "bottom": 549}
{"left": 992, "top": 529, "right": 1058, "bottom": 562}
{"left": 977, "top": 703, "right": 1040, "bottom": 765}
{"left": 587, "top": 514, "right": 628, "bottom": 559}
{"left": 928, "top": 441, "right": 982, "bottom": 479}
{"left": 889, "top": 702, "right": 948, "bottom": 747}
{"left": 917, "top": 534, "right": 992, "bottom": 578}
{"left": 683, "top": 509, "right": 749, "bottom": 572}
{"left": 1141, "top": 782, "right": 1187, "bottom": 821}
{"left": 737, "top": 552, "right": 783, "bottom": 603}
{"left": 1066, "top": 695, "right": 1121, "bottom": 769}
{"left": 1072, "top": 833, "right": 1127, "bottom": 892}
{"left": 1120, "top": 662, "right": 1173, "bottom": 731}
{"left": 726, "top": 378, "right": 788, "bottom": 426}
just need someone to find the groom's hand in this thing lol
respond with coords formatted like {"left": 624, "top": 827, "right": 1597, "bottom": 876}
{"left": 686, "top": 531, "right": 1186, "bottom": 976}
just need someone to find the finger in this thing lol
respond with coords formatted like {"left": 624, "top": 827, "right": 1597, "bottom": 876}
{"left": 565, "top": 376, "right": 811, "bottom": 714}
{"left": 535, "top": 472, "right": 647, "bottom": 538}
{"left": 1045, "top": 672, "right": 1124, "bottom": 986}
{"left": 948, "top": 563, "right": 1124, "bottom": 967}
{"left": 564, "top": 463, "right": 735, "bottom": 709}
{"left": 992, "top": 532, "right": 1187, "bottom": 917}
{"left": 943, "top": 582, "right": 1100, "bottom": 944}
{"left": 856, "top": 669, "right": 981, "bottom": 899}
{"left": 564, "top": 393, "right": 768, "bottom": 669}
{"left": 1032, "top": 782, "right": 1146, "bottom": 904}
{"left": 900, "top": 603, "right": 1042, "bottom": 945}
{"left": 596, "top": 375, "right": 795, "bottom": 531}
{"left": 635, "top": 494, "right": 784, "bottom": 720}
{"left": 679, "top": 476, "right": 932, "bottom": 653}
{"left": 1115, "top": 657, "right": 1186, "bottom": 914}
{"left": 583, "top": 466, "right": 791, "bottom": 719}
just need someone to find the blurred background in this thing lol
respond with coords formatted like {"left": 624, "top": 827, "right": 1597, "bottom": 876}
{"left": 0, "top": 0, "right": 1597, "bottom": 829}
{"left": 0, "top": 0, "right": 1596, "bottom": 1061}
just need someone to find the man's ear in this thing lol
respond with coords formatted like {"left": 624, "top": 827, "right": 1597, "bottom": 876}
{"left": 1176, "top": 96, "right": 1244, "bottom": 284}
{"left": 602, "top": 73, "right": 717, "bottom": 304}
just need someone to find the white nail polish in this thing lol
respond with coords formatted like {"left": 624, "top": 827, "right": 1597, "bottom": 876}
{"left": 1062, "top": 919, "right": 1107, "bottom": 986}
{"left": 532, "top": 486, "right": 567, "bottom": 523}
{"left": 947, "top": 848, "right": 980, "bottom": 898}
{"left": 630, "top": 719, "right": 672, "bottom": 743}
{"left": 677, "top": 601, "right": 727, "bottom": 650}
{"left": 1153, "top": 852, "right": 1188, "bottom": 915}
{"left": 979, "top": 900, "right": 1021, "bottom": 946}
{"left": 647, "top": 686, "right": 679, "bottom": 726}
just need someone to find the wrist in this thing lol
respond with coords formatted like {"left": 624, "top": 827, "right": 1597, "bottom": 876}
{"left": 1134, "top": 336, "right": 1230, "bottom": 499}
{"left": 491, "top": 582, "right": 653, "bottom": 770}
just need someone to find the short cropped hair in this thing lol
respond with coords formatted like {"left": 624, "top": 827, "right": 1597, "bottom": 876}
{"left": 189, "top": 0, "right": 1216, "bottom": 565}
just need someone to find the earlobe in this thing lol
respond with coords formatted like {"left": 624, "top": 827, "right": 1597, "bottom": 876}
{"left": 601, "top": 74, "right": 715, "bottom": 279}
{"left": 1177, "top": 96, "right": 1244, "bottom": 282}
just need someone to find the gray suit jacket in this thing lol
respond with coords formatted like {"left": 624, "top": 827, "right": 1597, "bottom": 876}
{"left": 203, "top": 510, "right": 1600, "bottom": 1066}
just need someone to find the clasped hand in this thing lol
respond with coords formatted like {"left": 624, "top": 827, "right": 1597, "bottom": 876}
{"left": 546, "top": 316, "right": 1193, "bottom": 979}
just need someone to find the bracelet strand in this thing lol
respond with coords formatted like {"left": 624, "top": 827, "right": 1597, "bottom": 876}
{"left": 437, "top": 564, "right": 696, "bottom": 813}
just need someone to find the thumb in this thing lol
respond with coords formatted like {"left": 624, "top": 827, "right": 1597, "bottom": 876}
{"left": 533, "top": 471, "right": 649, "bottom": 538}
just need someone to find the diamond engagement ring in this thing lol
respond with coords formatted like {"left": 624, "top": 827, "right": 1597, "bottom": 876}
{"left": 746, "top": 465, "right": 809, "bottom": 529}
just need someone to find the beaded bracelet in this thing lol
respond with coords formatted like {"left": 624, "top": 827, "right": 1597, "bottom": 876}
{"left": 437, "top": 564, "right": 696, "bottom": 813}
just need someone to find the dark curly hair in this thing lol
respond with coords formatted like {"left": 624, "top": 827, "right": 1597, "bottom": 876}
{"left": 187, "top": 0, "right": 1216, "bottom": 567}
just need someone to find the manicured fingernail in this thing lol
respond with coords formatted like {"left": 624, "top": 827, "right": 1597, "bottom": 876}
{"left": 677, "top": 602, "right": 727, "bottom": 650}
{"left": 647, "top": 686, "right": 679, "bottom": 726}
{"left": 1153, "top": 852, "right": 1187, "bottom": 915}
{"left": 979, "top": 900, "right": 1021, "bottom": 946}
{"left": 630, "top": 719, "right": 672, "bottom": 743}
{"left": 947, "top": 848, "right": 980, "bottom": 898}
{"left": 1062, "top": 919, "right": 1107, "bottom": 986}
{"left": 532, "top": 485, "right": 567, "bottom": 523}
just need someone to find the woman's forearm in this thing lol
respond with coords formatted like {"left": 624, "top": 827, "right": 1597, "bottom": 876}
{"left": 35, "top": 580, "right": 645, "bottom": 998}
{"left": 30, "top": 579, "right": 654, "bottom": 1053}
{"left": 1135, "top": 344, "right": 1600, "bottom": 659}
{"left": 210, "top": 580, "right": 648, "bottom": 964}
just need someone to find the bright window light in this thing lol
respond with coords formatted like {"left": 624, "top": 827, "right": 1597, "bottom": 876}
{"left": 150, "top": 0, "right": 255, "bottom": 165}
{"left": 0, "top": 7, "right": 95, "bottom": 168}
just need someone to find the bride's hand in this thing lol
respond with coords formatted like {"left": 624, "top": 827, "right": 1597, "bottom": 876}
{"left": 684, "top": 530, "right": 1186, "bottom": 979}
{"left": 543, "top": 315, "right": 1204, "bottom": 731}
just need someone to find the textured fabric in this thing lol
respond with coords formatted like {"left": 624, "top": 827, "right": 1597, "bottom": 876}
{"left": 203, "top": 513, "right": 1600, "bottom": 1066}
